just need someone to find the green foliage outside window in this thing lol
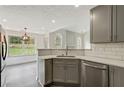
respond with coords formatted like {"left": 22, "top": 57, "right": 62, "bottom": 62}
{"left": 8, "top": 36, "right": 36, "bottom": 56}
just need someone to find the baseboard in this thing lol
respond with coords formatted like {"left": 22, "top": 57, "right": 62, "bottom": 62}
{"left": 36, "top": 80, "right": 80, "bottom": 87}
{"left": 44, "top": 82, "right": 53, "bottom": 87}
{"left": 52, "top": 82, "right": 80, "bottom": 87}
{"left": 36, "top": 77, "right": 44, "bottom": 87}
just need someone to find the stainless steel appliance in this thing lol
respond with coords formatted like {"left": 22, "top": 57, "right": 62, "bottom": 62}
{"left": 82, "top": 61, "right": 109, "bottom": 87}
{"left": 0, "top": 24, "right": 7, "bottom": 87}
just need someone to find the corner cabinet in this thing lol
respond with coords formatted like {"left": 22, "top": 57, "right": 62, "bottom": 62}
{"left": 90, "top": 5, "right": 124, "bottom": 43}
{"left": 53, "top": 59, "right": 80, "bottom": 86}
{"left": 109, "top": 66, "right": 124, "bottom": 87}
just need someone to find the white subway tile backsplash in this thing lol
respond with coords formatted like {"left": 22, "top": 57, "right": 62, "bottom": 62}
{"left": 38, "top": 49, "right": 52, "bottom": 56}
{"left": 122, "top": 56, "right": 124, "bottom": 60}
{"left": 38, "top": 43, "right": 124, "bottom": 61}
{"left": 38, "top": 49, "right": 85, "bottom": 56}
{"left": 85, "top": 43, "right": 124, "bottom": 60}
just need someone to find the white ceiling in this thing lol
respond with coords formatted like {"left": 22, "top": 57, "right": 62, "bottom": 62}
{"left": 0, "top": 5, "right": 95, "bottom": 34}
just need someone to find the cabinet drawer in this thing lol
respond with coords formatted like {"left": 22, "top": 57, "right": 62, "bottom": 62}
{"left": 53, "top": 59, "right": 65, "bottom": 63}
{"left": 64, "top": 59, "right": 79, "bottom": 64}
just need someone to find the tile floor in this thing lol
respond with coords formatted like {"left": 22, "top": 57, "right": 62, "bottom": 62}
{"left": 6, "top": 62, "right": 41, "bottom": 87}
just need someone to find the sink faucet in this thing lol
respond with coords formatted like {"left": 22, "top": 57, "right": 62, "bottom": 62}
{"left": 65, "top": 46, "right": 68, "bottom": 56}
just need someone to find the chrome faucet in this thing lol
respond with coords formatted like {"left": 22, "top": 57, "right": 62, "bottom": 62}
{"left": 65, "top": 46, "right": 68, "bottom": 56}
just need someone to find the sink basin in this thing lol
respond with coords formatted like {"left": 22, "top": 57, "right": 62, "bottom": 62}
{"left": 57, "top": 55, "right": 75, "bottom": 57}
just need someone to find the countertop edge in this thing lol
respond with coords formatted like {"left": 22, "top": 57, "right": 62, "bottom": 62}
{"left": 38, "top": 55, "right": 124, "bottom": 68}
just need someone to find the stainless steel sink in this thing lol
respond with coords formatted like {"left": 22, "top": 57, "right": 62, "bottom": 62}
{"left": 56, "top": 55, "right": 75, "bottom": 57}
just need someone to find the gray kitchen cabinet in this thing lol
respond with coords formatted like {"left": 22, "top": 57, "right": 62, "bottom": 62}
{"left": 91, "top": 5, "right": 124, "bottom": 43}
{"left": 90, "top": 5, "right": 112, "bottom": 43}
{"left": 65, "top": 61, "right": 80, "bottom": 84}
{"left": 37, "top": 58, "right": 52, "bottom": 86}
{"left": 113, "top": 6, "right": 124, "bottom": 42}
{"left": 53, "top": 59, "right": 80, "bottom": 85}
{"left": 45, "top": 59, "right": 53, "bottom": 84}
{"left": 109, "top": 66, "right": 124, "bottom": 87}
{"left": 53, "top": 60, "right": 65, "bottom": 82}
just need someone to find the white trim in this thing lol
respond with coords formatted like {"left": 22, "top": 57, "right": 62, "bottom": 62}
{"left": 36, "top": 77, "right": 44, "bottom": 87}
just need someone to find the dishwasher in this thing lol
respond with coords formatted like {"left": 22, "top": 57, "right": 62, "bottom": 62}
{"left": 81, "top": 61, "right": 109, "bottom": 87}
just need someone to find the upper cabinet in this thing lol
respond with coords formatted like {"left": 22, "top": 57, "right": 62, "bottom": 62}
{"left": 90, "top": 5, "right": 112, "bottom": 43}
{"left": 115, "top": 6, "right": 124, "bottom": 42}
{"left": 90, "top": 5, "right": 124, "bottom": 43}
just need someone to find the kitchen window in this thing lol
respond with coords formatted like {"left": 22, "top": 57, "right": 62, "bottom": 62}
{"left": 76, "top": 37, "right": 82, "bottom": 49}
{"left": 8, "top": 36, "right": 36, "bottom": 56}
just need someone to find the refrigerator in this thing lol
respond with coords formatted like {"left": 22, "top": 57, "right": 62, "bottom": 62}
{"left": 0, "top": 24, "right": 7, "bottom": 87}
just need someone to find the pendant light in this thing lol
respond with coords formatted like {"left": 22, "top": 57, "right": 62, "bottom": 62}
{"left": 22, "top": 27, "right": 30, "bottom": 41}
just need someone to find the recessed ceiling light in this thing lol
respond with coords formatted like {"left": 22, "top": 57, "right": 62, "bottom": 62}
{"left": 2, "top": 19, "right": 7, "bottom": 22}
{"left": 75, "top": 5, "right": 79, "bottom": 8}
{"left": 52, "top": 20, "right": 55, "bottom": 23}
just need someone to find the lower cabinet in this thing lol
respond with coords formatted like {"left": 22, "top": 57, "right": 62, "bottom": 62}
{"left": 45, "top": 59, "right": 53, "bottom": 84}
{"left": 65, "top": 62, "right": 80, "bottom": 84}
{"left": 53, "top": 59, "right": 80, "bottom": 85}
{"left": 53, "top": 60, "right": 65, "bottom": 82}
{"left": 109, "top": 66, "right": 124, "bottom": 87}
{"left": 38, "top": 58, "right": 53, "bottom": 86}
{"left": 38, "top": 58, "right": 124, "bottom": 87}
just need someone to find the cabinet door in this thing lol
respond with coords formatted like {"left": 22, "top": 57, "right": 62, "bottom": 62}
{"left": 114, "top": 6, "right": 124, "bottom": 42}
{"left": 65, "top": 60, "right": 80, "bottom": 84}
{"left": 109, "top": 66, "right": 124, "bottom": 87}
{"left": 45, "top": 59, "right": 53, "bottom": 84}
{"left": 91, "top": 5, "right": 112, "bottom": 43}
{"left": 53, "top": 59, "right": 65, "bottom": 82}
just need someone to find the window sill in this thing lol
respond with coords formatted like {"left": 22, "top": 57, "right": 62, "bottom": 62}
{"left": 8, "top": 54, "right": 37, "bottom": 57}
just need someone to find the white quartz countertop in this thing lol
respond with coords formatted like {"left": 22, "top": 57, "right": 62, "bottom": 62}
{"left": 39, "top": 55, "right": 79, "bottom": 59}
{"left": 38, "top": 55, "right": 124, "bottom": 68}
